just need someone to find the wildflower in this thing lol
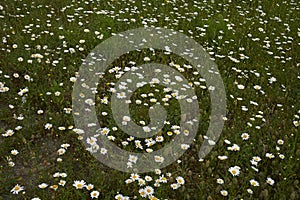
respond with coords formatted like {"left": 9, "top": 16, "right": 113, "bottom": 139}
{"left": 228, "top": 144, "right": 240, "bottom": 151}
{"left": 54, "top": 91, "right": 61, "bottom": 96}
{"left": 3, "top": 129, "right": 14, "bottom": 137}
{"left": 144, "top": 186, "right": 154, "bottom": 195}
{"left": 170, "top": 183, "right": 180, "bottom": 190}
{"left": 237, "top": 84, "right": 245, "bottom": 89}
{"left": 58, "top": 180, "right": 66, "bottom": 186}
{"left": 11, "top": 149, "right": 19, "bottom": 155}
{"left": 50, "top": 185, "right": 58, "bottom": 190}
{"left": 155, "top": 169, "right": 161, "bottom": 175}
{"left": 252, "top": 156, "right": 262, "bottom": 162}
{"left": 224, "top": 139, "right": 231, "bottom": 144}
{"left": 60, "top": 173, "right": 67, "bottom": 178}
{"left": 218, "top": 155, "right": 228, "bottom": 160}
{"left": 64, "top": 108, "right": 72, "bottom": 114}
{"left": 11, "top": 184, "right": 24, "bottom": 194}
{"left": 90, "top": 190, "right": 100, "bottom": 199}
{"left": 58, "top": 126, "right": 66, "bottom": 130}
{"left": 61, "top": 143, "right": 70, "bottom": 149}
{"left": 38, "top": 183, "right": 48, "bottom": 189}
{"left": 129, "top": 155, "right": 138, "bottom": 163}
{"left": 57, "top": 148, "right": 66, "bottom": 155}
{"left": 253, "top": 85, "right": 261, "bottom": 90}
{"left": 44, "top": 123, "right": 53, "bottom": 130}
{"left": 130, "top": 173, "right": 140, "bottom": 181}
{"left": 250, "top": 179, "right": 259, "bottom": 186}
{"left": 228, "top": 166, "right": 241, "bottom": 176}
{"left": 154, "top": 155, "right": 164, "bottom": 163}
{"left": 87, "top": 137, "right": 97, "bottom": 145}
{"left": 108, "top": 135, "right": 115, "bottom": 141}
{"left": 144, "top": 57, "right": 150, "bottom": 62}
{"left": 176, "top": 176, "right": 185, "bottom": 185}
{"left": 138, "top": 179, "right": 146, "bottom": 186}
{"left": 125, "top": 179, "right": 133, "bottom": 184}
{"left": 279, "top": 154, "right": 285, "bottom": 159}
{"left": 143, "top": 126, "right": 151, "bottom": 133}
{"left": 247, "top": 188, "right": 253, "bottom": 194}
{"left": 266, "top": 153, "right": 275, "bottom": 159}
{"left": 116, "top": 92, "right": 126, "bottom": 99}
{"left": 145, "top": 176, "right": 153, "bottom": 182}
{"left": 73, "top": 180, "right": 86, "bottom": 189}
{"left": 85, "top": 98, "right": 95, "bottom": 106}
{"left": 156, "top": 136, "right": 164, "bottom": 142}
{"left": 251, "top": 166, "right": 259, "bottom": 172}
{"left": 70, "top": 77, "right": 77, "bottom": 82}
{"left": 181, "top": 144, "right": 190, "bottom": 150}
{"left": 139, "top": 189, "right": 147, "bottom": 198}
{"left": 115, "top": 194, "right": 123, "bottom": 200}
{"left": 100, "top": 127, "right": 110, "bottom": 135}
{"left": 159, "top": 175, "right": 168, "bottom": 183}
{"left": 277, "top": 139, "right": 284, "bottom": 145}
{"left": 220, "top": 190, "right": 228, "bottom": 196}
{"left": 241, "top": 133, "right": 250, "bottom": 140}
{"left": 266, "top": 177, "right": 275, "bottom": 185}
{"left": 8, "top": 161, "right": 15, "bottom": 167}
{"left": 100, "top": 148, "right": 107, "bottom": 155}
{"left": 18, "top": 87, "right": 29, "bottom": 96}
{"left": 216, "top": 178, "right": 224, "bottom": 184}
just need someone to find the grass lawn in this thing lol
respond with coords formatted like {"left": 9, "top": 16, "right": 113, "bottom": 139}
{"left": 0, "top": 0, "right": 299, "bottom": 199}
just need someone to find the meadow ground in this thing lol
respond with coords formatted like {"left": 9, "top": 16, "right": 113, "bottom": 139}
{"left": 0, "top": 0, "right": 299, "bottom": 199}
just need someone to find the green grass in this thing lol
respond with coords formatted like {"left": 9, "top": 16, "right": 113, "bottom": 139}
{"left": 0, "top": 0, "right": 299, "bottom": 199}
